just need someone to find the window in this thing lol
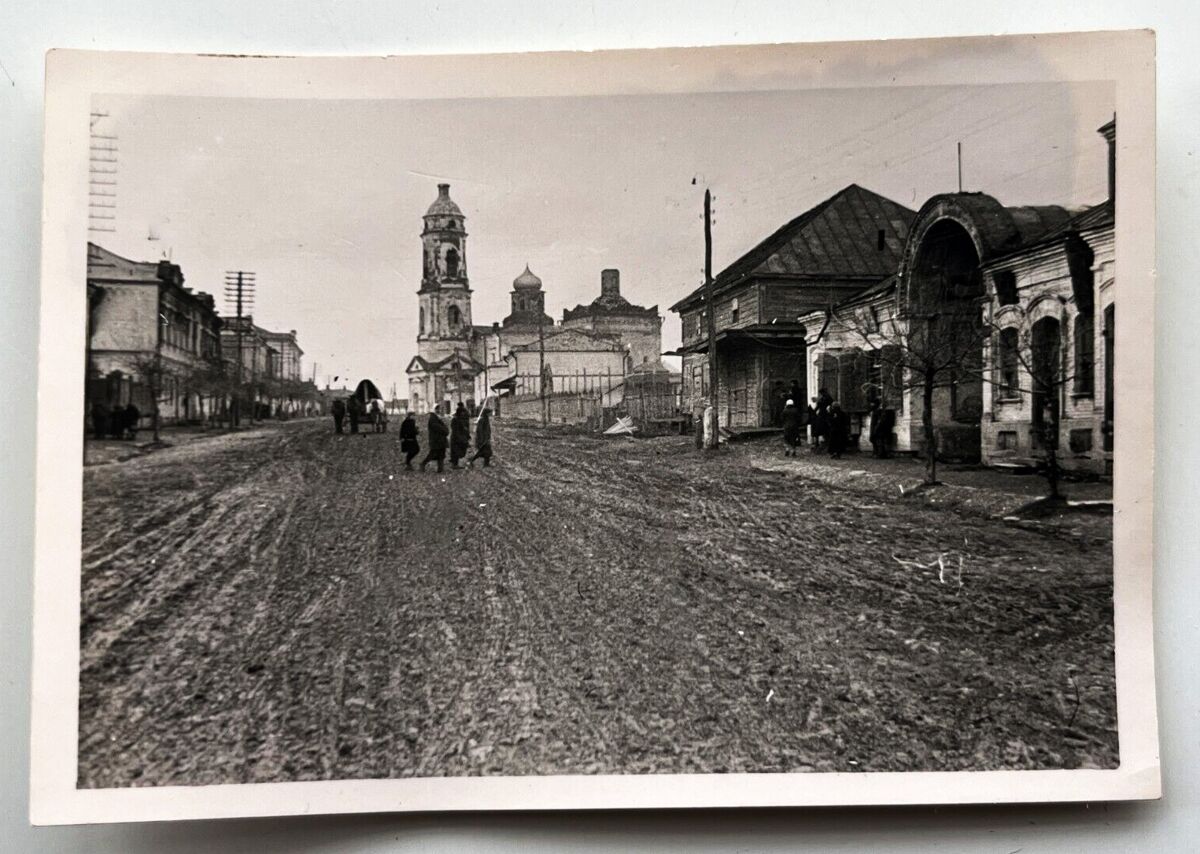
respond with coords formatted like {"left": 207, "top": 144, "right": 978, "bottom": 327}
{"left": 1074, "top": 312, "right": 1095, "bottom": 396}
{"left": 447, "top": 305, "right": 462, "bottom": 329}
{"left": 997, "top": 430, "right": 1019, "bottom": 451}
{"left": 445, "top": 247, "right": 460, "bottom": 278}
{"left": 419, "top": 306, "right": 425, "bottom": 334}
{"left": 730, "top": 297, "right": 740, "bottom": 324}
{"left": 998, "top": 327, "right": 1020, "bottom": 398}
{"left": 876, "top": 229, "right": 886, "bottom": 251}
{"left": 994, "top": 270, "right": 1018, "bottom": 306}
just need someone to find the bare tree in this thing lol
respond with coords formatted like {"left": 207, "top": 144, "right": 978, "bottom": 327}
{"left": 128, "top": 352, "right": 177, "bottom": 444}
{"left": 833, "top": 296, "right": 989, "bottom": 486}
{"left": 986, "top": 315, "right": 1081, "bottom": 502}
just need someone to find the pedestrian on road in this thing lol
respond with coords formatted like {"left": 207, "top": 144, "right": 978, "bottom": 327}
{"left": 868, "top": 399, "right": 895, "bottom": 459}
{"left": 788, "top": 379, "right": 803, "bottom": 419}
{"left": 347, "top": 396, "right": 361, "bottom": 434}
{"left": 449, "top": 403, "right": 471, "bottom": 468}
{"left": 399, "top": 411, "right": 420, "bottom": 469}
{"left": 469, "top": 407, "right": 493, "bottom": 467}
{"left": 122, "top": 403, "right": 141, "bottom": 441}
{"left": 91, "top": 400, "right": 110, "bottom": 441}
{"left": 781, "top": 398, "right": 802, "bottom": 456}
{"left": 107, "top": 405, "right": 124, "bottom": 439}
{"left": 420, "top": 411, "right": 449, "bottom": 472}
{"left": 807, "top": 396, "right": 821, "bottom": 451}
{"left": 827, "top": 401, "right": 850, "bottom": 459}
{"left": 331, "top": 398, "right": 346, "bottom": 434}
{"left": 814, "top": 388, "right": 833, "bottom": 452}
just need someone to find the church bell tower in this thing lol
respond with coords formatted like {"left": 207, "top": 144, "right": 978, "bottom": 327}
{"left": 417, "top": 184, "right": 473, "bottom": 363}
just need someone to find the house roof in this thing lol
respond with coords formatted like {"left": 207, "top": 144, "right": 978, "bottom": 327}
{"left": 980, "top": 199, "right": 1113, "bottom": 268}
{"left": 670, "top": 184, "right": 916, "bottom": 312}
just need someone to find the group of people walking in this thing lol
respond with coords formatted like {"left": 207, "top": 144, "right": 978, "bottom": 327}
{"left": 89, "top": 401, "right": 141, "bottom": 441}
{"left": 778, "top": 384, "right": 895, "bottom": 460}
{"left": 398, "top": 403, "right": 493, "bottom": 473}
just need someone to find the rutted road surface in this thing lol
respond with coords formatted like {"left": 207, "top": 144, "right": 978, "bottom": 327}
{"left": 78, "top": 419, "right": 1117, "bottom": 787}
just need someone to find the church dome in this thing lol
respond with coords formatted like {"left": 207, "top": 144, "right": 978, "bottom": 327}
{"left": 513, "top": 264, "right": 543, "bottom": 290}
{"left": 425, "top": 183, "right": 463, "bottom": 218}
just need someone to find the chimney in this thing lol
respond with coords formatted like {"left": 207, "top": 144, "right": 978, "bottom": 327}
{"left": 601, "top": 268, "right": 620, "bottom": 299}
{"left": 1099, "top": 116, "right": 1116, "bottom": 202}
{"left": 437, "top": 183, "right": 451, "bottom": 198}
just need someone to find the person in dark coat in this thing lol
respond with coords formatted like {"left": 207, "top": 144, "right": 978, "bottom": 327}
{"left": 872, "top": 405, "right": 896, "bottom": 459}
{"left": 814, "top": 388, "right": 833, "bottom": 452}
{"left": 107, "top": 404, "right": 124, "bottom": 439}
{"left": 469, "top": 407, "right": 494, "bottom": 467}
{"left": 91, "top": 401, "right": 110, "bottom": 440}
{"left": 808, "top": 396, "right": 822, "bottom": 451}
{"left": 122, "top": 403, "right": 141, "bottom": 440}
{"left": 399, "top": 411, "right": 420, "bottom": 469}
{"left": 827, "top": 402, "right": 850, "bottom": 459}
{"left": 788, "top": 380, "right": 803, "bottom": 417}
{"left": 781, "top": 398, "right": 802, "bottom": 456}
{"left": 331, "top": 398, "right": 346, "bottom": 434}
{"left": 449, "top": 403, "right": 471, "bottom": 468}
{"left": 347, "top": 396, "right": 361, "bottom": 434}
{"left": 420, "top": 411, "right": 449, "bottom": 472}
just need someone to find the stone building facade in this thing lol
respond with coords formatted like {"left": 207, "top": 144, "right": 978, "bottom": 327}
{"left": 798, "top": 118, "right": 1117, "bottom": 474}
{"left": 561, "top": 269, "right": 663, "bottom": 370}
{"left": 406, "top": 184, "right": 488, "bottom": 414}
{"left": 403, "top": 184, "right": 672, "bottom": 417}
{"left": 86, "top": 242, "right": 223, "bottom": 425}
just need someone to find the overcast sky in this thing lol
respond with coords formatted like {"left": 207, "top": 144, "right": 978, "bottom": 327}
{"left": 93, "top": 80, "right": 1113, "bottom": 395}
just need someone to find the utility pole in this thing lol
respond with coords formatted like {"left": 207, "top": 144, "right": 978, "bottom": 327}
{"left": 538, "top": 313, "right": 548, "bottom": 426}
{"left": 224, "top": 271, "right": 256, "bottom": 428}
{"left": 957, "top": 141, "right": 963, "bottom": 193}
{"left": 704, "top": 187, "right": 719, "bottom": 449}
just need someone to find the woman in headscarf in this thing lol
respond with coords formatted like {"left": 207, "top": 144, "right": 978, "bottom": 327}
{"left": 449, "top": 403, "right": 471, "bottom": 469}
{"left": 469, "top": 407, "right": 494, "bottom": 467}
{"left": 781, "top": 398, "right": 802, "bottom": 457}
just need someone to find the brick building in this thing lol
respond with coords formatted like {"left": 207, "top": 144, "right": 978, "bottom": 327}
{"left": 561, "top": 269, "right": 664, "bottom": 370}
{"left": 86, "top": 242, "right": 223, "bottom": 425}
{"left": 799, "top": 118, "right": 1116, "bottom": 474}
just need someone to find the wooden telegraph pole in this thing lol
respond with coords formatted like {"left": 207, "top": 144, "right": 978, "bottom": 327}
{"left": 538, "top": 313, "right": 548, "bottom": 426}
{"left": 704, "top": 188, "right": 719, "bottom": 449}
{"left": 224, "top": 270, "right": 255, "bottom": 429}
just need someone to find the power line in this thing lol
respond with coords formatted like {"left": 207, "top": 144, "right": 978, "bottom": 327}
{"left": 88, "top": 111, "right": 118, "bottom": 234}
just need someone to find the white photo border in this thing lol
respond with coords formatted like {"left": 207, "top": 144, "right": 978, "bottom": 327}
{"left": 31, "top": 31, "right": 1159, "bottom": 825}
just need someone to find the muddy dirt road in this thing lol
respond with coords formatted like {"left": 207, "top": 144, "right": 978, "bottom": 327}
{"left": 79, "top": 419, "right": 1116, "bottom": 786}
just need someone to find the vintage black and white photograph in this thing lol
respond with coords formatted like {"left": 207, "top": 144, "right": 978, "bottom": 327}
{"left": 31, "top": 33, "right": 1159, "bottom": 822}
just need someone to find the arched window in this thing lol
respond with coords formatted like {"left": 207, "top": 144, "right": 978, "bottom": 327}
{"left": 447, "top": 305, "right": 462, "bottom": 329}
{"left": 998, "top": 327, "right": 1021, "bottom": 398}
{"left": 419, "top": 306, "right": 425, "bottom": 334}
{"left": 445, "top": 247, "right": 460, "bottom": 279}
{"left": 447, "top": 219, "right": 456, "bottom": 229}
{"left": 1074, "top": 312, "right": 1095, "bottom": 396}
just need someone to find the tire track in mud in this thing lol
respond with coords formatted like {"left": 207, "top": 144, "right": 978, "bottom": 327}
{"left": 78, "top": 420, "right": 1117, "bottom": 785}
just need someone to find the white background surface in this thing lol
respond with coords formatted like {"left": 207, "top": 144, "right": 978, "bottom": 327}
{"left": 2, "top": 2, "right": 1196, "bottom": 850}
